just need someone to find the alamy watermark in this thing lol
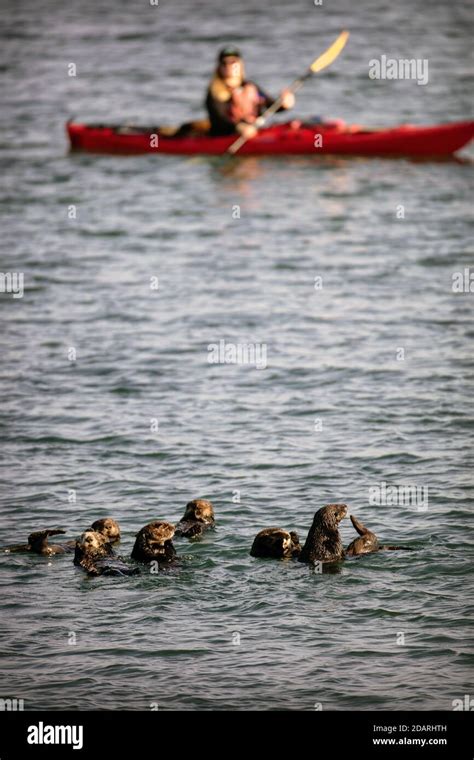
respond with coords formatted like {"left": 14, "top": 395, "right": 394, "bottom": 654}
{"left": 0, "top": 272, "right": 24, "bottom": 298}
{"left": 0, "top": 697, "right": 24, "bottom": 710}
{"left": 369, "top": 481, "right": 428, "bottom": 512}
{"left": 452, "top": 695, "right": 473, "bottom": 710}
{"left": 27, "top": 722, "right": 83, "bottom": 750}
{"left": 369, "top": 56, "right": 429, "bottom": 86}
{"left": 452, "top": 267, "right": 474, "bottom": 293}
{"left": 207, "top": 340, "right": 267, "bottom": 370}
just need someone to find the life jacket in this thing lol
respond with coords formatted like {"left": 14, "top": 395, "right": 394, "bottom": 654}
{"left": 227, "top": 82, "right": 261, "bottom": 123}
{"left": 209, "top": 76, "right": 262, "bottom": 124}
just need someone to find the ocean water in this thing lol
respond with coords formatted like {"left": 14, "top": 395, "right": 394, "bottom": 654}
{"left": 0, "top": 0, "right": 473, "bottom": 711}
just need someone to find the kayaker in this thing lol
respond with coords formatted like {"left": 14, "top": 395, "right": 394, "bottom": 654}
{"left": 205, "top": 46, "right": 295, "bottom": 137}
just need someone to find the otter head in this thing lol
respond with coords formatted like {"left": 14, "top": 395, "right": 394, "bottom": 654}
{"left": 76, "top": 530, "right": 109, "bottom": 558}
{"left": 314, "top": 503, "right": 348, "bottom": 531}
{"left": 182, "top": 499, "right": 215, "bottom": 525}
{"left": 74, "top": 530, "right": 110, "bottom": 568}
{"left": 346, "top": 515, "right": 379, "bottom": 556}
{"left": 91, "top": 518, "right": 121, "bottom": 544}
{"left": 299, "top": 504, "right": 348, "bottom": 564}
{"left": 132, "top": 521, "right": 176, "bottom": 562}
{"left": 146, "top": 521, "right": 175, "bottom": 547}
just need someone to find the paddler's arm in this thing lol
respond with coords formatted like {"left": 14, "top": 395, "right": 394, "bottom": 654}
{"left": 257, "top": 85, "right": 295, "bottom": 112}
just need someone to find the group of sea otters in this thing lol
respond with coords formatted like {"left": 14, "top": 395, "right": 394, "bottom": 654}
{"left": 1, "top": 501, "right": 410, "bottom": 576}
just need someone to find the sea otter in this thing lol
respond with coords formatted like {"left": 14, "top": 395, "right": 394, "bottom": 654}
{"left": 90, "top": 517, "right": 121, "bottom": 544}
{"left": 345, "top": 515, "right": 379, "bottom": 556}
{"left": 298, "top": 504, "right": 348, "bottom": 564}
{"left": 74, "top": 530, "right": 138, "bottom": 576}
{"left": 74, "top": 530, "right": 111, "bottom": 568}
{"left": 64, "top": 517, "right": 121, "bottom": 550}
{"left": 175, "top": 499, "right": 215, "bottom": 539}
{"left": 250, "top": 528, "right": 301, "bottom": 559}
{"left": 345, "top": 514, "right": 412, "bottom": 556}
{"left": 131, "top": 521, "right": 177, "bottom": 564}
{"left": 1, "top": 529, "right": 67, "bottom": 555}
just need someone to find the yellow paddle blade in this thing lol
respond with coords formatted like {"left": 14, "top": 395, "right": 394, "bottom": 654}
{"left": 310, "top": 30, "right": 350, "bottom": 73}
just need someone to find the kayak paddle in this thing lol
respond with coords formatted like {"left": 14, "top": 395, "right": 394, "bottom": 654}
{"left": 227, "top": 30, "right": 350, "bottom": 155}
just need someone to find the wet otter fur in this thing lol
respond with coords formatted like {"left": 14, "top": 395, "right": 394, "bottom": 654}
{"left": 250, "top": 528, "right": 301, "bottom": 559}
{"left": 299, "top": 504, "right": 348, "bottom": 564}
{"left": 175, "top": 499, "right": 215, "bottom": 539}
{"left": 74, "top": 530, "right": 112, "bottom": 570}
{"left": 131, "top": 521, "right": 177, "bottom": 564}
{"left": 74, "top": 530, "right": 138, "bottom": 576}
{"left": 2, "top": 529, "right": 67, "bottom": 556}
{"left": 345, "top": 515, "right": 412, "bottom": 556}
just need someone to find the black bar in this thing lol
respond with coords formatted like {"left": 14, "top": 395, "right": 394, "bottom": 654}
{"left": 0, "top": 710, "right": 471, "bottom": 757}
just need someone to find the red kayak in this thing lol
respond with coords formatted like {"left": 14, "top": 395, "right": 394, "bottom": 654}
{"left": 67, "top": 119, "right": 474, "bottom": 158}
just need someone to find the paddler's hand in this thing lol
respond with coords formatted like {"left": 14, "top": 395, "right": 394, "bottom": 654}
{"left": 280, "top": 89, "right": 295, "bottom": 109}
{"left": 236, "top": 123, "right": 259, "bottom": 139}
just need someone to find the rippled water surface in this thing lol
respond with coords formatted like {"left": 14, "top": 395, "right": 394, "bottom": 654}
{"left": 0, "top": 0, "right": 473, "bottom": 710}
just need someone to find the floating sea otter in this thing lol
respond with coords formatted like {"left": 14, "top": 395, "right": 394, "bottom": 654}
{"left": 175, "top": 499, "right": 215, "bottom": 539}
{"left": 74, "top": 530, "right": 138, "bottom": 576}
{"left": 250, "top": 528, "right": 301, "bottom": 559}
{"left": 2, "top": 518, "right": 121, "bottom": 555}
{"left": 250, "top": 504, "right": 347, "bottom": 563}
{"left": 298, "top": 504, "right": 348, "bottom": 564}
{"left": 1, "top": 528, "right": 67, "bottom": 556}
{"left": 345, "top": 514, "right": 411, "bottom": 556}
{"left": 131, "top": 521, "right": 177, "bottom": 564}
{"left": 63, "top": 517, "right": 121, "bottom": 550}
